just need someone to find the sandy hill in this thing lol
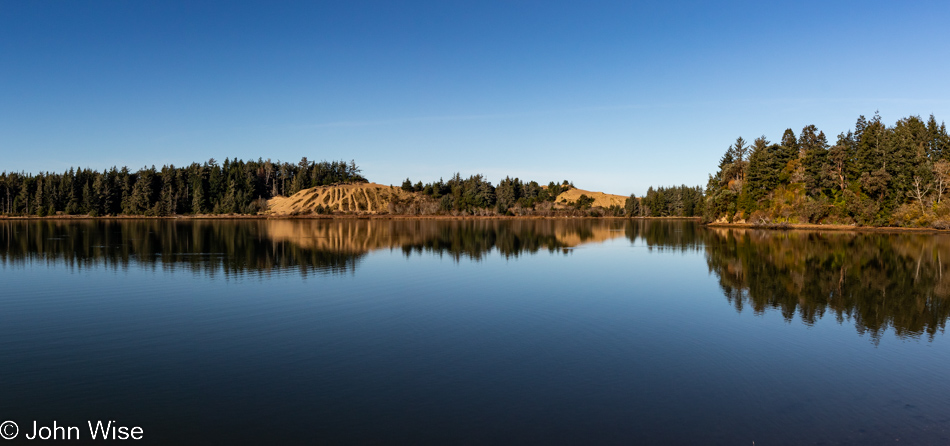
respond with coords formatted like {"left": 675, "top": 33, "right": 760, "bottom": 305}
{"left": 555, "top": 188, "right": 628, "bottom": 208}
{"left": 266, "top": 183, "right": 427, "bottom": 215}
{"left": 267, "top": 183, "right": 630, "bottom": 215}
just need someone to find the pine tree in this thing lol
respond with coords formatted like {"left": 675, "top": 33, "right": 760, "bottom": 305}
{"left": 926, "top": 114, "right": 950, "bottom": 161}
{"left": 192, "top": 182, "right": 206, "bottom": 214}
{"left": 129, "top": 168, "right": 155, "bottom": 215}
{"left": 772, "top": 128, "right": 798, "bottom": 185}
{"left": 33, "top": 176, "right": 45, "bottom": 216}
{"left": 625, "top": 194, "right": 640, "bottom": 216}
{"left": 799, "top": 125, "right": 829, "bottom": 196}
{"left": 828, "top": 132, "right": 854, "bottom": 194}
{"left": 741, "top": 136, "right": 774, "bottom": 211}
{"left": 732, "top": 136, "right": 748, "bottom": 184}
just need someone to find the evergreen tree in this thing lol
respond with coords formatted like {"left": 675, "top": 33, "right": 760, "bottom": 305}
{"left": 799, "top": 125, "right": 829, "bottom": 196}
{"left": 827, "top": 132, "right": 854, "bottom": 194}
{"left": 741, "top": 136, "right": 774, "bottom": 211}
{"left": 926, "top": 114, "right": 950, "bottom": 161}
{"left": 624, "top": 194, "right": 640, "bottom": 216}
{"left": 33, "top": 176, "right": 45, "bottom": 216}
{"left": 776, "top": 128, "right": 799, "bottom": 184}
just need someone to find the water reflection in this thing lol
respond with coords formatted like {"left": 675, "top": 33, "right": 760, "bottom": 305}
{"left": 0, "top": 219, "right": 363, "bottom": 276}
{"left": 0, "top": 219, "right": 636, "bottom": 275}
{"left": 705, "top": 228, "right": 950, "bottom": 341}
{"left": 625, "top": 218, "right": 705, "bottom": 253}
{"left": 3, "top": 218, "right": 948, "bottom": 340}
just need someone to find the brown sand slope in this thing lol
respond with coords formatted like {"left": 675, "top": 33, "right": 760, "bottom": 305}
{"left": 266, "top": 183, "right": 428, "bottom": 215}
{"left": 555, "top": 188, "right": 628, "bottom": 208}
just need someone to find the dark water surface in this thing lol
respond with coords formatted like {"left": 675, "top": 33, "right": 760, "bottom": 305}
{"left": 1, "top": 219, "right": 949, "bottom": 445}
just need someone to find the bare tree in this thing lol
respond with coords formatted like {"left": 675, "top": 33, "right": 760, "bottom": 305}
{"left": 908, "top": 175, "right": 932, "bottom": 214}
{"left": 933, "top": 161, "right": 950, "bottom": 205}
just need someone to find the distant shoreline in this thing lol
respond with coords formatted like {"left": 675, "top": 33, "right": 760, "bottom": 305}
{"left": 5, "top": 214, "right": 948, "bottom": 234}
{"left": 0, "top": 215, "right": 702, "bottom": 221}
{"left": 706, "top": 221, "right": 950, "bottom": 234}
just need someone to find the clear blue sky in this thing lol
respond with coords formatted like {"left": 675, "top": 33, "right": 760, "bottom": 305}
{"left": 3, "top": 1, "right": 949, "bottom": 195}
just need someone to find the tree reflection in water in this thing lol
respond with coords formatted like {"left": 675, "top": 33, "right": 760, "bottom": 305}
{"left": 704, "top": 228, "right": 950, "bottom": 342}
{"left": 2, "top": 218, "right": 947, "bottom": 340}
{"left": 0, "top": 218, "right": 629, "bottom": 275}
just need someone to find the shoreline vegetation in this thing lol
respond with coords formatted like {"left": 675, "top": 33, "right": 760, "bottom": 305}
{"left": 704, "top": 112, "right": 950, "bottom": 229}
{"left": 706, "top": 221, "right": 950, "bottom": 234}
{"left": 0, "top": 214, "right": 699, "bottom": 221}
{"left": 3, "top": 112, "right": 948, "bottom": 231}
{"left": 4, "top": 214, "right": 944, "bottom": 235}
{"left": 0, "top": 158, "right": 703, "bottom": 219}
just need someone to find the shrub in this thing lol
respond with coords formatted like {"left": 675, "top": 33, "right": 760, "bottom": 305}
{"left": 932, "top": 220, "right": 950, "bottom": 230}
{"left": 749, "top": 210, "right": 771, "bottom": 226}
{"left": 891, "top": 203, "right": 934, "bottom": 227}
{"left": 804, "top": 195, "right": 831, "bottom": 223}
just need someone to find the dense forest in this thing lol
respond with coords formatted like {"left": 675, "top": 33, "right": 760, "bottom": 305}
{"left": 0, "top": 152, "right": 706, "bottom": 217}
{"left": 0, "top": 158, "right": 365, "bottom": 216}
{"left": 5, "top": 112, "right": 950, "bottom": 225}
{"left": 705, "top": 113, "right": 950, "bottom": 227}
{"left": 629, "top": 185, "right": 705, "bottom": 218}
{"left": 398, "top": 176, "right": 704, "bottom": 217}
{"left": 399, "top": 175, "right": 577, "bottom": 215}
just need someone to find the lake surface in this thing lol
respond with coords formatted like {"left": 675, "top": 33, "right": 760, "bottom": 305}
{"left": 1, "top": 219, "right": 949, "bottom": 445}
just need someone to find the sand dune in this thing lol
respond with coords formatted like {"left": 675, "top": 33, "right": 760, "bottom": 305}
{"left": 554, "top": 188, "right": 628, "bottom": 208}
{"left": 267, "top": 183, "right": 631, "bottom": 216}
{"left": 266, "top": 183, "right": 428, "bottom": 215}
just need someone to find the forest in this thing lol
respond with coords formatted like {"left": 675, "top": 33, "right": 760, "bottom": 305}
{"left": 705, "top": 113, "right": 950, "bottom": 227}
{"left": 399, "top": 175, "right": 574, "bottom": 214}
{"left": 396, "top": 175, "right": 703, "bottom": 217}
{"left": 21, "top": 112, "right": 950, "bottom": 224}
{"left": 3, "top": 112, "right": 948, "bottom": 224}
{"left": 0, "top": 158, "right": 365, "bottom": 216}
{"left": 631, "top": 185, "right": 705, "bottom": 218}
{"left": 0, "top": 154, "right": 704, "bottom": 218}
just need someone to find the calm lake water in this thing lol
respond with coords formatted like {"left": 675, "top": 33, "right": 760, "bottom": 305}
{"left": 1, "top": 219, "right": 949, "bottom": 445}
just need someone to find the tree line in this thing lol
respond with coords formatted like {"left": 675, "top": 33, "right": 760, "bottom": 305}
{"left": 399, "top": 175, "right": 706, "bottom": 218}
{"left": 625, "top": 185, "right": 704, "bottom": 218}
{"left": 705, "top": 113, "right": 950, "bottom": 227}
{"left": 0, "top": 153, "right": 709, "bottom": 217}
{"left": 400, "top": 175, "right": 579, "bottom": 215}
{"left": 0, "top": 158, "right": 365, "bottom": 216}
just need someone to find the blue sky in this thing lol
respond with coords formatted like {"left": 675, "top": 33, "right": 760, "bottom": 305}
{"left": 2, "top": 1, "right": 949, "bottom": 195}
